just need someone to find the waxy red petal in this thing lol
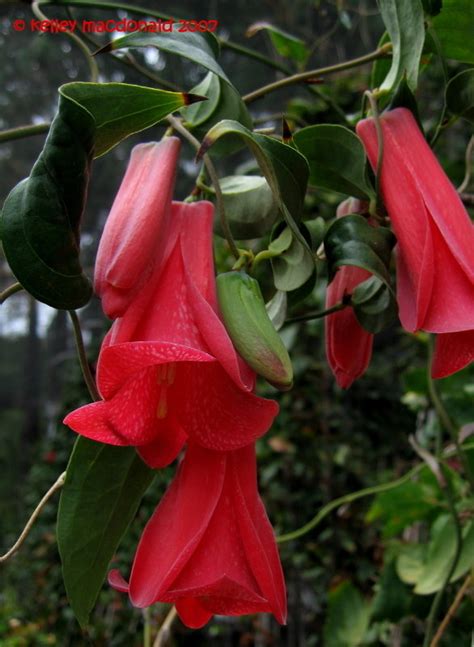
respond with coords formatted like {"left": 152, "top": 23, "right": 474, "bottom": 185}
{"left": 94, "top": 138, "right": 180, "bottom": 319}
{"left": 325, "top": 265, "right": 373, "bottom": 388}
{"left": 123, "top": 444, "right": 286, "bottom": 627}
{"left": 432, "top": 330, "right": 474, "bottom": 379}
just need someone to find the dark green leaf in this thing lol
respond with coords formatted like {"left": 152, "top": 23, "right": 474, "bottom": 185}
{"left": 61, "top": 82, "right": 199, "bottom": 157}
{"left": 210, "top": 175, "right": 279, "bottom": 239}
{"left": 246, "top": 22, "right": 309, "bottom": 64}
{"left": 199, "top": 120, "right": 310, "bottom": 246}
{"left": 1, "top": 94, "right": 94, "bottom": 309}
{"left": 366, "top": 468, "right": 443, "bottom": 537}
{"left": 446, "top": 69, "right": 474, "bottom": 123}
{"left": 324, "top": 215, "right": 396, "bottom": 285}
{"left": 422, "top": 0, "right": 443, "bottom": 17}
{"left": 376, "top": 0, "right": 425, "bottom": 92}
{"left": 305, "top": 217, "right": 326, "bottom": 251}
{"left": 57, "top": 438, "right": 155, "bottom": 627}
{"left": 371, "top": 559, "right": 412, "bottom": 622}
{"left": 323, "top": 581, "right": 370, "bottom": 647}
{"left": 432, "top": 0, "right": 474, "bottom": 63}
{"left": 98, "top": 29, "right": 230, "bottom": 85}
{"left": 294, "top": 125, "right": 375, "bottom": 199}
{"left": 352, "top": 276, "right": 398, "bottom": 333}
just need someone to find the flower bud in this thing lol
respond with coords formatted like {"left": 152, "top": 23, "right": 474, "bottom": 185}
{"left": 217, "top": 271, "right": 293, "bottom": 390}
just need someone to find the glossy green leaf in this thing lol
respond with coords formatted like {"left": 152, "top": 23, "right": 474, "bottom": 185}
{"left": 377, "top": 0, "right": 425, "bottom": 93}
{"left": 199, "top": 120, "right": 310, "bottom": 246}
{"left": 294, "top": 125, "right": 375, "bottom": 199}
{"left": 433, "top": 0, "right": 474, "bottom": 64}
{"left": 61, "top": 82, "right": 198, "bottom": 157}
{"left": 446, "top": 69, "right": 474, "bottom": 123}
{"left": 323, "top": 581, "right": 370, "bottom": 647}
{"left": 324, "top": 215, "right": 396, "bottom": 286}
{"left": 414, "top": 514, "right": 474, "bottom": 595}
{"left": 246, "top": 22, "right": 309, "bottom": 64}
{"left": 57, "top": 438, "right": 155, "bottom": 627}
{"left": 0, "top": 93, "right": 94, "bottom": 309}
{"left": 182, "top": 73, "right": 252, "bottom": 155}
{"left": 397, "top": 544, "right": 427, "bottom": 585}
{"left": 98, "top": 29, "right": 230, "bottom": 85}
{"left": 210, "top": 175, "right": 279, "bottom": 239}
{"left": 352, "top": 276, "right": 398, "bottom": 333}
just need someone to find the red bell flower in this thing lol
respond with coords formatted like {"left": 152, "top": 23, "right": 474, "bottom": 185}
{"left": 94, "top": 137, "right": 181, "bottom": 320}
{"left": 325, "top": 199, "right": 374, "bottom": 388}
{"left": 64, "top": 198, "right": 278, "bottom": 467}
{"left": 357, "top": 108, "right": 474, "bottom": 378}
{"left": 108, "top": 442, "right": 287, "bottom": 628}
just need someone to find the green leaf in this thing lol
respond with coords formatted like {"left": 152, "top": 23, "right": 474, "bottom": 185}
{"left": 324, "top": 215, "right": 396, "bottom": 285}
{"left": 182, "top": 73, "right": 252, "bottom": 155}
{"left": 432, "top": 0, "right": 474, "bottom": 64}
{"left": 352, "top": 276, "right": 398, "bottom": 333}
{"left": 210, "top": 175, "right": 279, "bottom": 239}
{"left": 270, "top": 225, "right": 315, "bottom": 292}
{"left": 98, "top": 29, "right": 230, "bottom": 85}
{"left": 446, "top": 69, "right": 474, "bottom": 124}
{"left": 323, "top": 581, "right": 371, "bottom": 647}
{"left": 266, "top": 290, "right": 287, "bottom": 331}
{"left": 367, "top": 467, "right": 443, "bottom": 537}
{"left": 371, "top": 559, "right": 412, "bottom": 622}
{"left": 246, "top": 22, "right": 309, "bottom": 64}
{"left": 376, "top": 0, "right": 425, "bottom": 92}
{"left": 396, "top": 544, "right": 427, "bottom": 585}
{"left": 414, "top": 514, "right": 474, "bottom": 595}
{"left": 199, "top": 120, "right": 310, "bottom": 246}
{"left": 57, "top": 438, "right": 155, "bottom": 627}
{"left": 293, "top": 125, "right": 375, "bottom": 199}
{"left": 1, "top": 93, "right": 94, "bottom": 309}
{"left": 61, "top": 82, "right": 199, "bottom": 157}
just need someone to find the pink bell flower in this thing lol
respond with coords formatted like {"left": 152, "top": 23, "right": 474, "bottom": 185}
{"left": 357, "top": 108, "right": 474, "bottom": 378}
{"left": 64, "top": 199, "right": 278, "bottom": 467}
{"left": 108, "top": 442, "right": 287, "bottom": 628}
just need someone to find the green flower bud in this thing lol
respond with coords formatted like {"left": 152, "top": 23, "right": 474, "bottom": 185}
{"left": 217, "top": 271, "right": 293, "bottom": 391}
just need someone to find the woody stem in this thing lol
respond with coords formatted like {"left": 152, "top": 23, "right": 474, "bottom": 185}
{"left": 243, "top": 43, "right": 392, "bottom": 104}
{"left": 0, "top": 472, "right": 66, "bottom": 563}
{"left": 166, "top": 114, "right": 240, "bottom": 261}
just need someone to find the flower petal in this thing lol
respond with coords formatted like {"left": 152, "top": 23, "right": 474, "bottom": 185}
{"left": 432, "top": 330, "right": 474, "bottom": 379}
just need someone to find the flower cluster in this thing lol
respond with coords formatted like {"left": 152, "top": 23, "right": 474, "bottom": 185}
{"left": 326, "top": 108, "right": 474, "bottom": 388}
{"left": 64, "top": 137, "right": 286, "bottom": 627}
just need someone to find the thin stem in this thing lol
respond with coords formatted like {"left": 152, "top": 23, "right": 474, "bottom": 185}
{"left": 166, "top": 115, "right": 239, "bottom": 261}
{"left": 32, "top": 1, "right": 99, "bottom": 82}
{"left": 0, "top": 472, "right": 66, "bottom": 563}
{"left": 457, "top": 135, "right": 474, "bottom": 194}
{"left": 365, "top": 91, "right": 384, "bottom": 210}
{"left": 153, "top": 606, "right": 178, "bottom": 647}
{"left": 143, "top": 608, "right": 151, "bottom": 647}
{"left": 68, "top": 310, "right": 100, "bottom": 402}
{"left": 430, "top": 573, "right": 473, "bottom": 647}
{"left": 0, "top": 123, "right": 50, "bottom": 144}
{"left": 428, "top": 337, "right": 474, "bottom": 492}
{"left": 242, "top": 43, "right": 392, "bottom": 104}
{"left": 0, "top": 282, "right": 24, "bottom": 304}
{"left": 286, "top": 301, "right": 348, "bottom": 324}
{"left": 277, "top": 463, "right": 423, "bottom": 543}
{"left": 422, "top": 469, "right": 463, "bottom": 647}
